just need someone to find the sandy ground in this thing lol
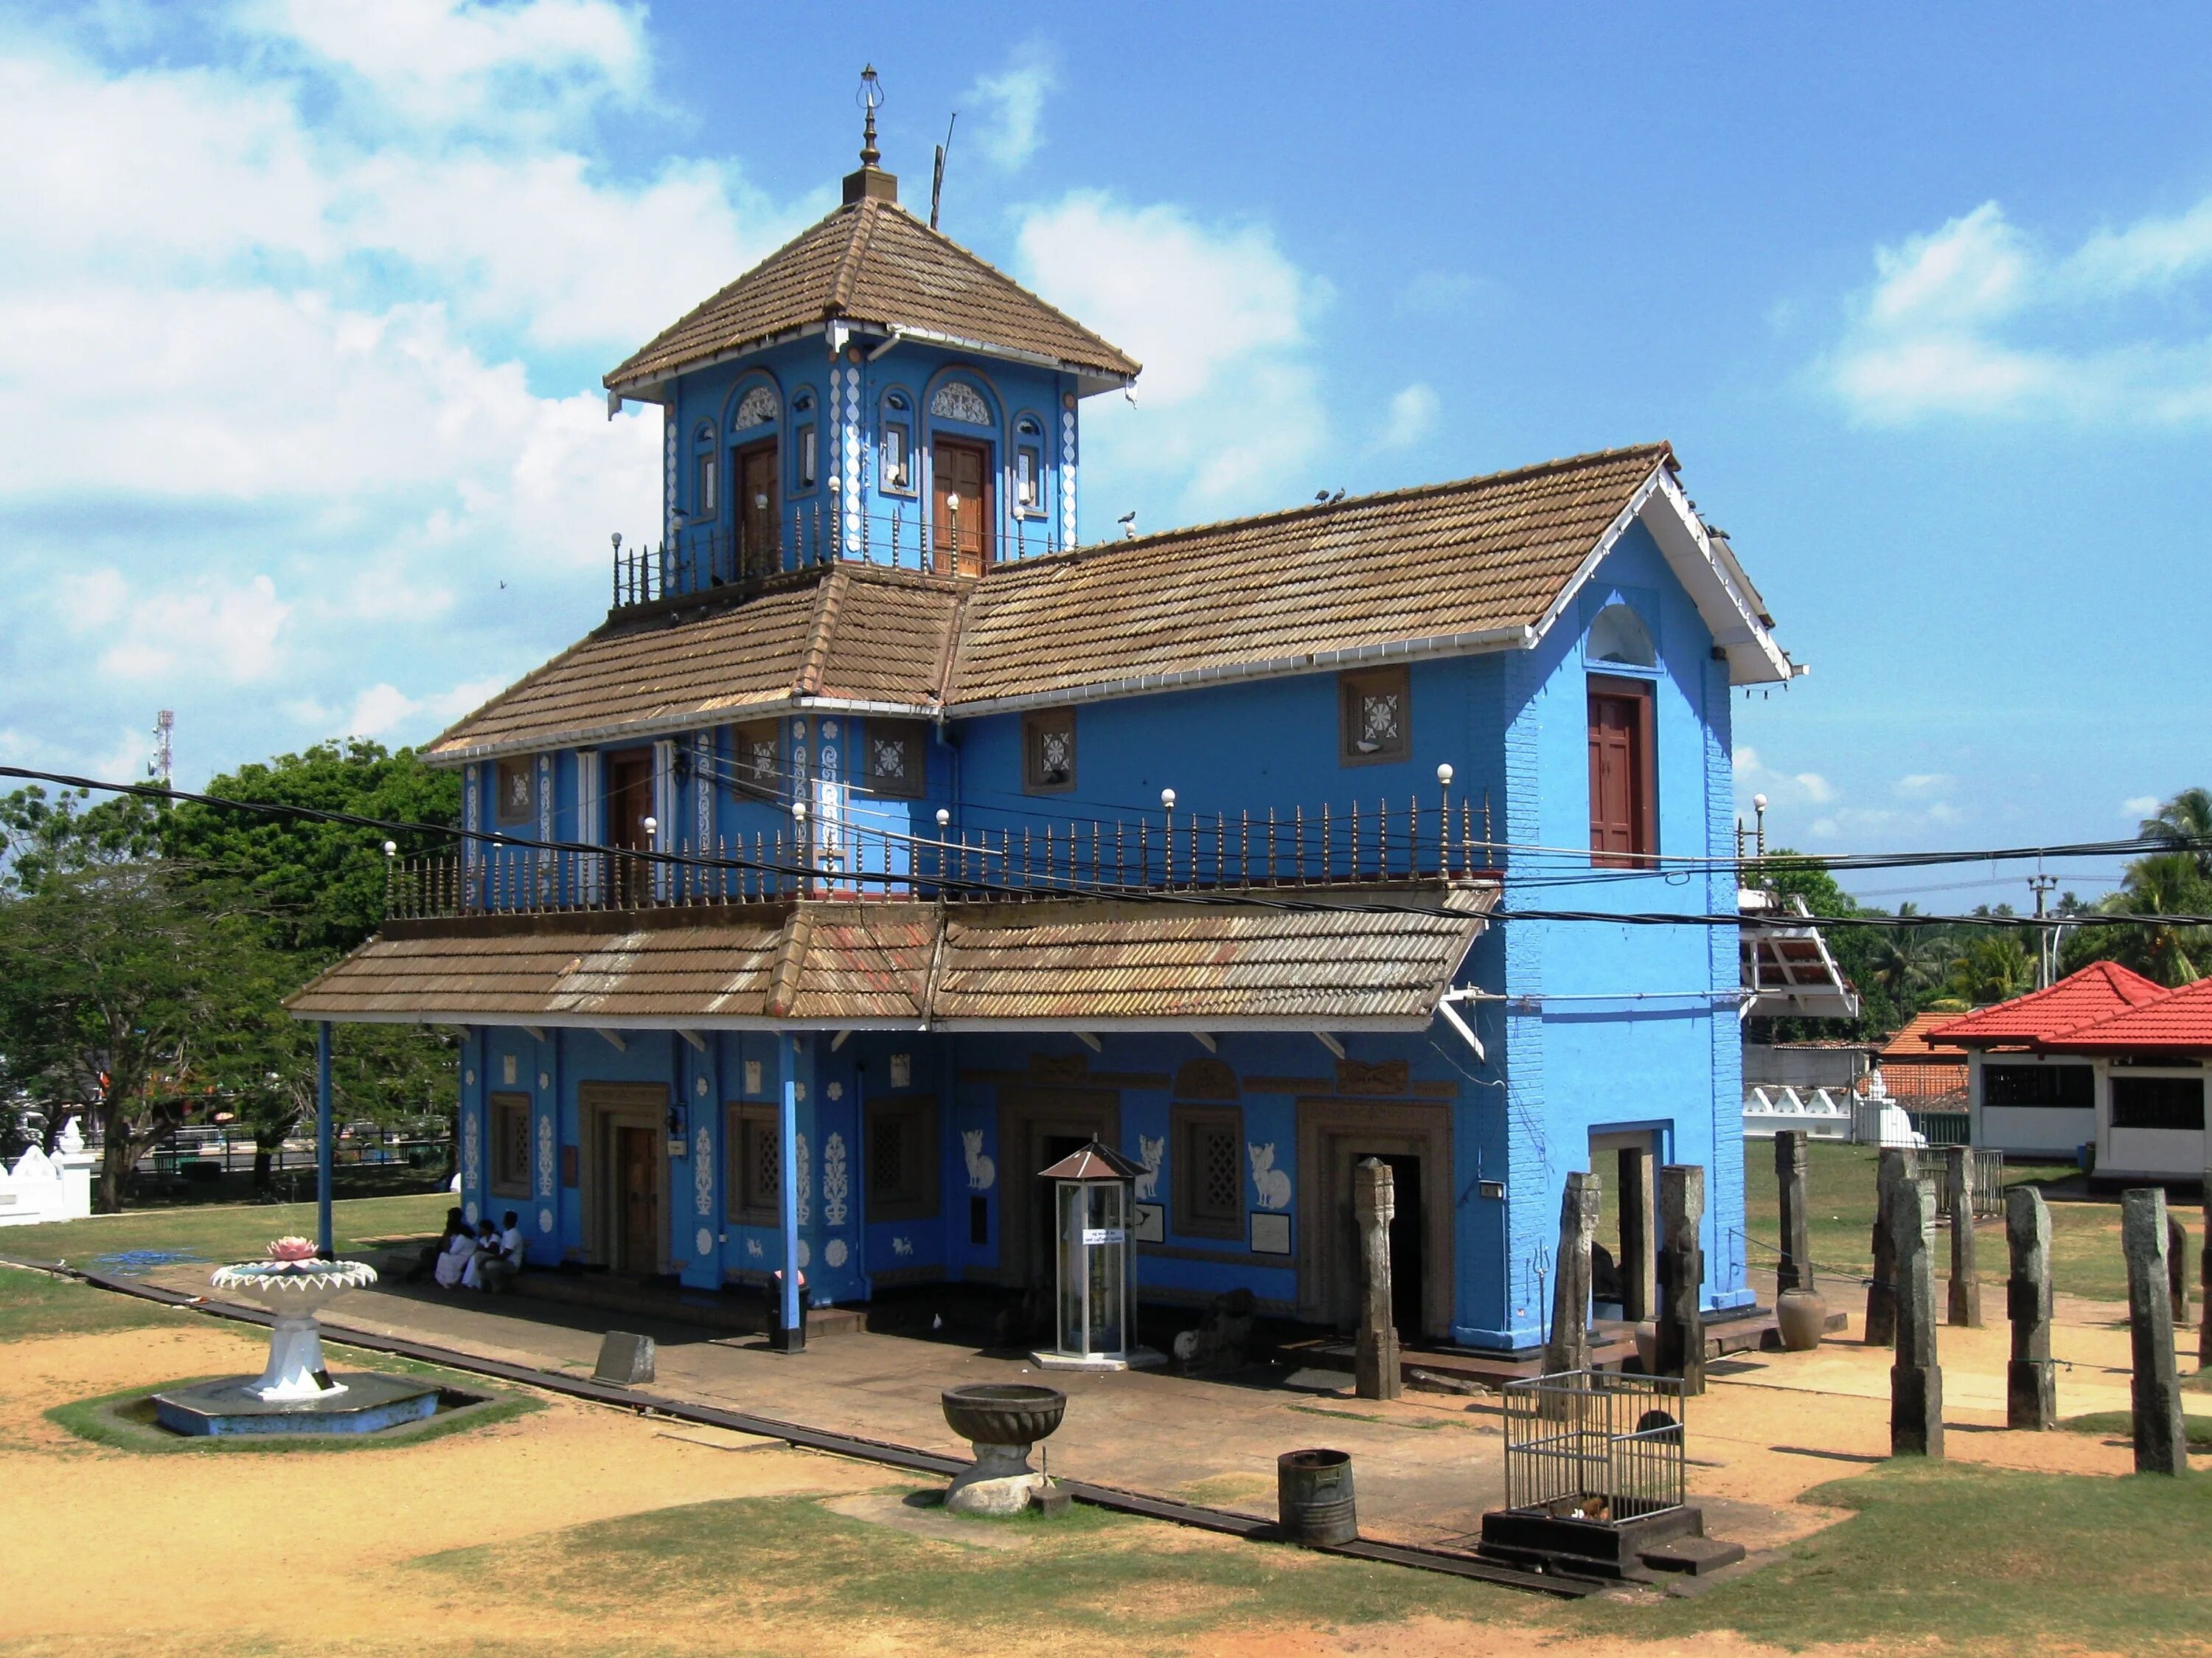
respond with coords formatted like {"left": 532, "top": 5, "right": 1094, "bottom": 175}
{"left": 0, "top": 1319, "right": 892, "bottom": 1654}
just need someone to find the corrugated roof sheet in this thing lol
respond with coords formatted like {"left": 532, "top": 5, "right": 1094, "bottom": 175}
{"left": 430, "top": 445, "right": 1674, "bottom": 760}
{"left": 1928, "top": 962, "right": 2168, "bottom": 1048}
{"left": 286, "top": 885, "right": 1497, "bottom": 1028}
{"left": 605, "top": 195, "right": 1138, "bottom": 389}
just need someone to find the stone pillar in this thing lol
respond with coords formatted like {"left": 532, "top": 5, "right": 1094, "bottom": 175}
{"left": 1353, "top": 1157, "right": 1399, "bottom": 1400}
{"left": 1775, "top": 1131, "right": 1812, "bottom": 1294}
{"left": 1618, "top": 1146, "right": 1655, "bottom": 1323}
{"left": 2167, "top": 1212, "right": 2191, "bottom": 1332}
{"left": 2122, "top": 1187, "right": 2186, "bottom": 1476}
{"left": 1866, "top": 1147, "right": 1917, "bottom": 1347}
{"left": 1889, "top": 1176, "right": 1943, "bottom": 1457}
{"left": 1544, "top": 1170, "right": 1599, "bottom": 1376}
{"left": 2200, "top": 1168, "right": 2212, "bottom": 1371}
{"left": 1656, "top": 1165, "right": 1705, "bottom": 1395}
{"left": 1945, "top": 1145, "right": 1982, "bottom": 1328}
{"left": 2004, "top": 1184, "right": 2056, "bottom": 1431}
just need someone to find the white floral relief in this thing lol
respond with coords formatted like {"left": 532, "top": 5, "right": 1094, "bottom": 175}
{"left": 693, "top": 1124, "right": 714, "bottom": 1217}
{"left": 821, "top": 1132, "right": 849, "bottom": 1227}
{"left": 536, "top": 1114, "right": 554, "bottom": 1196}
{"left": 462, "top": 1109, "right": 481, "bottom": 1193}
{"left": 824, "top": 1237, "right": 848, "bottom": 1269}
{"left": 696, "top": 1226, "right": 714, "bottom": 1258}
{"left": 931, "top": 381, "right": 991, "bottom": 425}
{"left": 733, "top": 385, "right": 779, "bottom": 429}
{"left": 796, "top": 1132, "right": 811, "bottom": 1227}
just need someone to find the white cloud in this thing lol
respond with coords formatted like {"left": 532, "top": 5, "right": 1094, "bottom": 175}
{"left": 1374, "top": 383, "right": 1439, "bottom": 451}
{"left": 1823, "top": 195, "right": 2212, "bottom": 425}
{"left": 1015, "top": 192, "right": 1329, "bottom": 519}
{"left": 961, "top": 42, "right": 1058, "bottom": 171}
{"left": 2124, "top": 794, "right": 2160, "bottom": 817}
{"left": 90, "top": 575, "right": 292, "bottom": 684}
{"left": 1893, "top": 773, "right": 1955, "bottom": 797}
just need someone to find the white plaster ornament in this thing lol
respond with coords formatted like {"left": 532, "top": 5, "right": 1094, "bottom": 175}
{"left": 209, "top": 1238, "right": 378, "bottom": 1402}
{"left": 1248, "top": 1142, "right": 1291, "bottom": 1211}
{"left": 821, "top": 1132, "right": 849, "bottom": 1227}
{"left": 1135, "top": 1136, "right": 1164, "bottom": 1203}
{"left": 962, "top": 1129, "right": 995, "bottom": 1192}
{"left": 824, "top": 1237, "right": 849, "bottom": 1269}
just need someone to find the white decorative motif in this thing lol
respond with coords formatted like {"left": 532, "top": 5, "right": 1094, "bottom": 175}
{"left": 695, "top": 1227, "right": 713, "bottom": 1258}
{"left": 821, "top": 1132, "right": 849, "bottom": 1227}
{"left": 1060, "top": 406, "right": 1077, "bottom": 549}
{"left": 664, "top": 406, "right": 678, "bottom": 541}
{"left": 796, "top": 1132, "right": 811, "bottom": 1227}
{"left": 695, "top": 1075, "right": 709, "bottom": 1097}
{"left": 538, "top": 1207, "right": 553, "bottom": 1234}
{"left": 824, "top": 1237, "right": 849, "bottom": 1269}
{"left": 746, "top": 1236, "right": 763, "bottom": 1259}
{"left": 840, "top": 366, "right": 862, "bottom": 541}
{"left": 536, "top": 1114, "right": 554, "bottom": 1196}
{"left": 465, "top": 1069, "right": 476, "bottom": 1086}
{"left": 796, "top": 1238, "right": 811, "bottom": 1269}
{"left": 465, "top": 1199, "right": 480, "bottom": 1226}
{"left": 827, "top": 1081, "right": 844, "bottom": 1103}
{"left": 822, "top": 719, "right": 838, "bottom": 740}
{"left": 744, "top": 1059, "right": 762, "bottom": 1095}
{"left": 462, "top": 1109, "right": 481, "bottom": 1193}
{"left": 693, "top": 1124, "right": 714, "bottom": 1216}
{"left": 1135, "top": 1135, "right": 1164, "bottom": 1203}
{"left": 1248, "top": 1142, "right": 1291, "bottom": 1211}
{"left": 502, "top": 1053, "right": 517, "bottom": 1086}
{"left": 889, "top": 1053, "right": 913, "bottom": 1089}
{"left": 931, "top": 381, "right": 991, "bottom": 426}
{"left": 538, "top": 1072, "right": 549, "bottom": 1091}
{"left": 733, "top": 385, "right": 779, "bottom": 429}
{"left": 962, "top": 1128, "right": 996, "bottom": 1192}
{"left": 58, "top": 1117, "right": 84, "bottom": 1154}
{"left": 891, "top": 1235, "right": 914, "bottom": 1258}
{"left": 695, "top": 729, "right": 712, "bottom": 852}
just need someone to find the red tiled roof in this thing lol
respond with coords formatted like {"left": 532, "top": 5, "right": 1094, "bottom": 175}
{"left": 1877, "top": 1010, "right": 1972, "bottom": 1061}
{"left": 1879, "top": 1062, "right": 1969, "bottom": 1099}
{"left": 2031, "top": 974, "right": 2212, "bottom": 1055}
{"left": 1928, "top": 962, "right": 2169, "bottom": 1048}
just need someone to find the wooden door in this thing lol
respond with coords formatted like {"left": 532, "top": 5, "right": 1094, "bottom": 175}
{"left": 737, "top": 440, "right": 779, "bottom": 577}
{"left": 615, "top": 1125, "right": 660, "bottom": 1273}
{"left": 932, "top": 440, "right": 992, "bottom": 576}
{"left": 607, "top": 748, "right": 653, "bottom": 906}
{"left": 1587, "top": 686, "right": 1650, "bottom": 866}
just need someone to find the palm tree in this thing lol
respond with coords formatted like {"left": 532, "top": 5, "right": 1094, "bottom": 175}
{"left": 1947, "top": 934, "right": 2037, "bottom": 1005}
{"left": 2139, "top": 788, "right": 2212, "bottom": 879}
{"left": 1868, "top": 927, "right": 1944, "bottom": 1005}
{"left": 2100, "top": 850, "right": 2212, "bottom": 987}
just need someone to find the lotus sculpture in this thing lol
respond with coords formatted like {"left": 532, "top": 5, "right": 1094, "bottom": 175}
{"left": 210, "top": 1238, "right": 379, "bottom": 1401}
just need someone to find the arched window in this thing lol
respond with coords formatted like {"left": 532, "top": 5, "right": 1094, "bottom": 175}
{"left": 1586, "top": 603, "right": 1657, "bottom": 669}
{"left": 691, "top": 420, "right": 718, "bottom": 516}
{"left": 880, "top": 390, "right": 914, "bottom": 493}
{"left": 791, "top": 389, "right": 818, "bottom": 493}
{"left": 1013, "top": 415, "right": 1044, "bottom": 513}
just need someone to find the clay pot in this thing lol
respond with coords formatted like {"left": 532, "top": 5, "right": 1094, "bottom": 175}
{"left": 1775, "top": 1287, "right": 1828, "bottom": 1351}
{"left": 940, "top": 1382, "right": 1066, "bottom": 1447}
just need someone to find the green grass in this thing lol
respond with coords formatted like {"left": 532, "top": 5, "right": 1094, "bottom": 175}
{"left": 2061, "top": 1411, "right": 2212, "bottom": 1452}
{"left": 1569, "top": 1458, "right": 2212, "bottom": 1651}
{"left": 419, "top": 1491, "right": 1530, "bottom": 1651}
{"left": 0, "top": 1266, "right": 181, "bottom": 1342}
{"left": 46, "top": 1365, "right": 541, "bottom": 1455}
{"left": 0, "top": 1190, "right": 451, "bottom": 1270}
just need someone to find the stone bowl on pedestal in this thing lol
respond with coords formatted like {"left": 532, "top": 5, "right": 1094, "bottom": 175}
{"left": 940, "top": 1383, "right": 1066, "bottom": 1516}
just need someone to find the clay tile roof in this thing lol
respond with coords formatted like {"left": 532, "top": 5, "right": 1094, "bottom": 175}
{"left": 1927, "top": 961, "right": 2170, "bottom": 1048}
{"left": 942, "top": 443, "right": 1675, "bottom": 709}
{"left": 1877, "top": 1010, "right": 1974, "bottom": 1061}
{"left": 429, "top": 566, "right": 963, "bottom": 760}
{"left": 286, "top": 884, "right": 1498, "bottom": 1029}
{"left": 2025, "top": 974, "right": 2212, "bottom": 1054}
{"left": 1037, "top": 1141, "right": 1146, "bottom": 1181}
{"left": 605, "top": 197, "right": 1138, "bottom": 390}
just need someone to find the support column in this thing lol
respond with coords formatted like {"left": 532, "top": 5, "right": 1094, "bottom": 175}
{"left": 1354, "top": 1157, "right": 1399, "bottom": 1400}
{"left": 2122, "top": 1187, "right": 2185, "bottom": 1476}
{"left": 1656, "top": 1165, "right": 1705, "bottom": 1395}
{"left": 773, "top": 1034, "right": 804, "bottom": 1353}
{"left": 1545, "top": 1170, "right": 1599, "bottom": 1376}
{"left": 2005, "top": 1184, "right": 2056, "bottom": 1430}
{"left": 1775, "top": 1131, "right": 1810, "bottom": 1295}
{"left": 315, "top": 1021, "right": 334, "bottom": 1258}
{"left": 1866, "top": 1147, "right": 1916, "bottom": 1346}
{"left": 1618, "top": 1146, "right": 1654, "bottom": 1324}
{"left": 2167, "top": 1211, "right": 2191, "bottom": 1333}
{"left": 1946, "top": 1145, "right": 1982, "bottom": 1328}
{"left": 1889, "top": 1176, "right": 1942, "bottom": 1457}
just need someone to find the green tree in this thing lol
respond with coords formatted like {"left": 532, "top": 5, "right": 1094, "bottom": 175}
{"left": 2140, "top": 787, "right": 2212, "bottom": 879}
{"left": 1947, "top": 932, "right": 2037, "bottom": 1005}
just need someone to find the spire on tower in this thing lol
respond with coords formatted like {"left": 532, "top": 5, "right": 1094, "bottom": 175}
{"left": 858, "top": 63, "right": 881, "bottom": 166}
{"left": 843, "top": 65, "right": 898, "bottom": 205}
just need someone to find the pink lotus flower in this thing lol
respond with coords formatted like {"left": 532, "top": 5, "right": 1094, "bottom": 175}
{"left": 267, "top": 1237, "right": 318, "bottom": 1262}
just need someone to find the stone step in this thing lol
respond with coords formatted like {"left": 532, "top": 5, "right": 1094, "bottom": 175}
{"left": 1638, "top": 1534, "right": 1746, "bottom": 1576}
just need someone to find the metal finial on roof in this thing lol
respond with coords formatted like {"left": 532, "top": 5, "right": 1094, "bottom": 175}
{"left": 858, "top": 65, "right": 883, "bottom": 167}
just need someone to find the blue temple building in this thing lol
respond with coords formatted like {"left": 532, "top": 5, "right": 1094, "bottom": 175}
{"left": 293, "top": 114, "right": 1800, "bottom": 1356}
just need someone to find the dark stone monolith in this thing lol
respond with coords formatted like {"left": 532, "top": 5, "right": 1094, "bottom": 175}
{"left": 1866, "top": 1147, "right": 1917, "bottom": 1347}
{"left": 2122, "top": 1187, "right": 2186, "bottom": 1476}
{"left": 2004, "top": 1184, "right": 2056, "bottom": 1430}
{"left": 2200, "top": 1168, "right": 2212, "bottom": 1370}
{"left": 1656, "top": 1164, "right": 1706, "bottom": 1395}
{"left": 1946, "top": 1145, "right": 1982, "bottom": 1328}
{"left": 1889, "top": 1176, "right": 1942, "bottom": 1457}
{"left": 2168, "top": 1212, "right": 2191, "bottom": 1331}
{"left": 1544, "top": 1170, "right": 1600, "bottom": 1376}
{"left": 1353, "top": 1156, "right": 1400, "bottom": 1400}
{"left": 1775, "top": 1130, "right": 1812, "bottom": 1295}
{"left": 1618, "top": 1145, "right": 1655, "bottom": 1323}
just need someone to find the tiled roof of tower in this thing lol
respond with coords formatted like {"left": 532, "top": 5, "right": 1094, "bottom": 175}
{"left": 942, "top": 443, "right": 1677, "bottom": 707}
{"left": 605, "top": 196, "right": 1140, "bottom": 390}
{"left": 285, "top": 884, "right": 1499, "bottom": 1027}
{"left": 1928, "top": 962, "right": 2169, "bottom": 1048}
{"left": 428, "top": 443, "right": 1697, "bottom": 760}
{"left": 429, "top": 566, "right": 962, "bottom": 759}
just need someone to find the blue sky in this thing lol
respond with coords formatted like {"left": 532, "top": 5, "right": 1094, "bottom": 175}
{"left": 3, "top": 1, "right": 2207, "bottom": 909}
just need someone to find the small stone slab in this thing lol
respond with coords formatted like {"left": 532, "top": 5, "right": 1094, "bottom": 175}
{"left": 594, "top": 1331, "right": 655, "bottom": 1384}
{"left": 821, "top": 1490, "right": 1034, "bottom": 1550}
{"left": 1640, "top": 1535, "right": 1747, "bottom": 1576}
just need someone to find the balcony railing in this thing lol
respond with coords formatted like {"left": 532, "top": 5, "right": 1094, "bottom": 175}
{"left": 613, "top": 502, "right": 1064, "bottom": 608}
{"left": 385, "top": 796, "right": 1504, "bottom": 921}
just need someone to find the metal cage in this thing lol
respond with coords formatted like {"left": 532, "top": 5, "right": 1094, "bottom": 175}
{"left": 1500, "top": 1370, "right": 1687, "bottom": 1522}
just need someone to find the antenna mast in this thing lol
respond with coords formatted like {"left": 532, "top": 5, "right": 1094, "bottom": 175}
{"left": 931, "top": 111, "right": 956, "bottom": 230}
{"left": 150, "top": 710, "right": 174, "bottom": 789}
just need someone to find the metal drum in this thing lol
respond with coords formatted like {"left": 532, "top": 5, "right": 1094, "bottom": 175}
{"left": 1277, "top": 1448, "right": 1357, "bottom": 1546}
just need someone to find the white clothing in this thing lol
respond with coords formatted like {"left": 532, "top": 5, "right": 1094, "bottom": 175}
{"left": 434, "top": 1232, "right": 475, "bottom": 1288}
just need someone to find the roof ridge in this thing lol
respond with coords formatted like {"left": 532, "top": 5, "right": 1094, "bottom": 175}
{"left": 975, "top": 441, "right": 1677, "bottom": 580}
{"left": 796, "top": 564, "right": 849, "bottom": 696}
{"left": 830, "top": 198, "right": 878, "bottom": 311}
